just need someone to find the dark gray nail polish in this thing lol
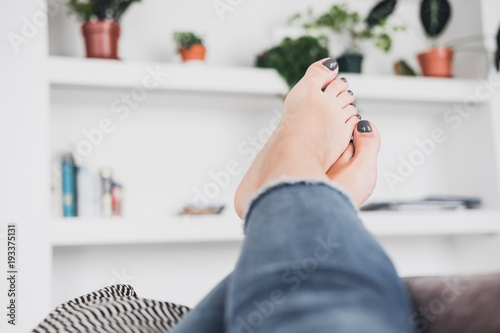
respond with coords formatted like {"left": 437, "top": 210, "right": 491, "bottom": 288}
{"left": 341, "top": 77, "right": 347, "bottom": 82}
{"left": 322, "top": 59, "right": 338, "bottom": 71}
{"left": 357, "top": 120, "right": 372, "bottom": 133}
{"left": 356, "top": 114, "right": 362, "bottom": 119}
{"left": 348, "top": 90, "right": 354, "bottom": 95}
{"left": 351, "top": 103, "right": 356, "bottom": 108}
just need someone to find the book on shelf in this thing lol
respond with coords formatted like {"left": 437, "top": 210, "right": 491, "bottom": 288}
{"left": 51, "top": 153, "right": 123, "bottom": 218}
{"left": 360, "top": 196, "right": 481, "bottom": 212}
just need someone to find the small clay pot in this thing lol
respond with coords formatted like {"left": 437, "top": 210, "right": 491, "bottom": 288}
{"left": 81, "top": 20, "right": 120, "bottom": 60}
{"left": 179, "top": 44, "right": 206, "bottom": 62}
{"left": 417, "top": 47, "right": 454, "bottom": 78}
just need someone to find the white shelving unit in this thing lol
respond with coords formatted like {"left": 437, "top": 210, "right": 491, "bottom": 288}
{"left": 48, "top": 56, "right": 500, "bottom": 247}
{"left": 44, "top": 0, "right": 500, "bottom": 309}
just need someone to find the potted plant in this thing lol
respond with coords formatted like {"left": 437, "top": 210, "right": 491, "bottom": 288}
{"left": 290, "top": 0, "right": 403, "bottom": 73}
{"left": 256, "top": 35, "right": 329, "bottom": 88}
{"left": 417, "top": 0, "right": 453, "bottom": 77}
{"left": 68, "top": 0, "right": 141, "bottom": 59}
{"left": 173, "top": 32, "right": 206, "bottom": 62}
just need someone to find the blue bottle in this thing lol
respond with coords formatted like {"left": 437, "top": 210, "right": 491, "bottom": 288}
{"left": 61, "top": 154, "right": 76, "bottom": 217}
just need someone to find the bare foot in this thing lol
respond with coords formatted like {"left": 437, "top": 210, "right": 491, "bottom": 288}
{"left": 326, "top": 120, "right": 381, "bottom": 207}
{"left": 234, "top": 58, "right": 359, "bottom": 218}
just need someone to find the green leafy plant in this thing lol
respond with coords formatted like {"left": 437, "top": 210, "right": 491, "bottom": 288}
{"left": 420, "top": 0, "right": 451, "bottom": 46}
{"left": 256, "top": 36, "right": 329, "bottom": 88}
{"left": 173, "top": 32, "right": 204, "bottom": 50}
{"left": 290, "top": 0, "right": 403, "bottom": 54}
{"left": 68, "top": 0, "right": 141, "bottom": 22}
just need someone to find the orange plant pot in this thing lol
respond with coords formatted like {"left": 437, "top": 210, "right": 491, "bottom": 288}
{"left": 417, "top": 47, "right": 454, "bottom": 78}
{"left": 81, "top": 20, "right": 120, "bottom": 60}
{"left": 179, "top": 44, "right": 206, "bottom": 62}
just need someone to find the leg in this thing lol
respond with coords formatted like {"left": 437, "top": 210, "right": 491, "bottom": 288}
{"left": 227, "top": 182, "right": 413, "bottom": 333}
{"left": 170, "top": 275, "right": 229, "bottom": 333}
{"left": 227, "top": 59, "right": 414, "bottom": 332}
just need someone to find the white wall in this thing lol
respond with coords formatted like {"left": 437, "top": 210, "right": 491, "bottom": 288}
{"left": 0, "top": 1, "right": 51, "bottom": 331}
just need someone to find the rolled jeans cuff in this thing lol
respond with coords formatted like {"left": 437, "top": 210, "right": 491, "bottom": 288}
{"left": 243, "top": 177, "right": 358, "bottom": 227}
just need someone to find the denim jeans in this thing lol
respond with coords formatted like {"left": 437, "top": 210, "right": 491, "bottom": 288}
{"left": 171, "top": 181, "right": 415, "bottom": 333}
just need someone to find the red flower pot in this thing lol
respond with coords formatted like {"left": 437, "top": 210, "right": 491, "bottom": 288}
{"left": 81, "top": 20, "right": 120, "bottom": 60}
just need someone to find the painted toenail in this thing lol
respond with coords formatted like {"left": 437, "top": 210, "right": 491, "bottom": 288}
{"left": 322, "top": 59, "right": 338, "bottom": 71}
{"left": 351, "top": 103, "right": 356, "bottom": 108}
{"left": 348, "top": 90, "right": 354, "bottom": 95}
{"left": 357, "top": 120, "right": 372, "bottom": 133}
{"left": 341, "top": 77, "right": 347, "bottom": 82}
{"left": 356, "top": 114, "right": 362, "bottom": 119}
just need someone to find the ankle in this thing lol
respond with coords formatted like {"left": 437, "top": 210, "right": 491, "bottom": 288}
{"left": 261, "top": 140, "right": 327, "bottom": 185}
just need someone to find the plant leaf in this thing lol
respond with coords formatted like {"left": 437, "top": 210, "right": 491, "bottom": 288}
{"left": 287, "top": 13, "right": 301, "bottom": 25}
{"left": 420, "top": 0, "right": 451, "bottom": 38}
{"left": 111, "top": 0, "right": 141, "bottom": 22}
{"left": 366, "top": 0, "right": 397, "bottom": 29}
{"left": 256, "top": 36, "right": 329, "bottom": 88}
{"left": 376, "top": 33, "right": 392, "bottom": 52}
{"left": 68, "top": 0, "right": 94, "bottom": 21}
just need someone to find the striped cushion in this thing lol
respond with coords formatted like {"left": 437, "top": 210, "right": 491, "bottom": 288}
{"left": 32, "top": 285, "right": 190, "bottom": 333}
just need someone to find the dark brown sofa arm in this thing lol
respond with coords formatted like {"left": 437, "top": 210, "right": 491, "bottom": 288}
{"left": 403, "top": 274, "right": 500, "bottom": 333}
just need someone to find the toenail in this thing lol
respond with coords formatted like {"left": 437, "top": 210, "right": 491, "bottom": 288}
{"left": 351, "top": 103, "right": 356, "bottom": 108}
{"left": 348, "top": 90, "right": 354, "bottom": 95}
{"left": 341, "top": 77, "right": 347, "bottom": 82}
{"left": 356, "top": 114, "right": 362, "bottom": 119}
{"left": 357, "top": 120, "right": 372, "bottom": 133}
{"left": 322, "top": 59, "right": 338, "bottom": 71}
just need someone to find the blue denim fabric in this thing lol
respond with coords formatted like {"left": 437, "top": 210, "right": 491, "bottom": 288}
{"left": 171, "top": 182, "right": 415, "bottom": 333}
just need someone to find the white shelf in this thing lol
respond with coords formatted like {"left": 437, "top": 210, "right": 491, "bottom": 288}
{"left": 361, "top": 210, "right": 500, "bottom": 237}
{"left": 51, "top": 210, "right": 500, "bottom": 247}
{"left": 48, "top": 56, "right": 289, "bottom": 96}
{"left": 51, "top": 212, "right": 245, "bottom": 247}
{"left": 340, "top": 73, "right": 486, "bottom": 104}
{"left": 48, "top": 56, "right": 486, "bottom": 103}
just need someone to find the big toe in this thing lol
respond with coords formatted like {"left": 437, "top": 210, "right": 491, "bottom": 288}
{"left": 296, "top": 58, "right": 339, "bottom": 91}
{"left": 353, "top": 120, "right": 381, "bottom": 161}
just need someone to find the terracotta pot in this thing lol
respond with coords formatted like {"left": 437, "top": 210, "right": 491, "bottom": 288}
{"left": 179, "top": 44, "right": 206, "bottom": 62}
{"left": 417, "top": 47, "right": 454, "bottom": 78}
{"left": 81, "top": 20, "right": 120, "bottom": 60}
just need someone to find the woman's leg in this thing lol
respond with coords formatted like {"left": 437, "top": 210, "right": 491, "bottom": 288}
{"left": 226, "top": 59, "right": 414, "bottom": 332}
{"left": 173, "top": 58, "right": 414, "bottom": 333}
{"left": 170, "top": 275, "right": 229, "bottom": 332}
{"left": 226, "top": 182, "right": 413, "bottom": 333}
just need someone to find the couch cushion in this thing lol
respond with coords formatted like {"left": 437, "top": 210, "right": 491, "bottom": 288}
{"left": 404, "top": 274, "right": 500, "bottom": 333}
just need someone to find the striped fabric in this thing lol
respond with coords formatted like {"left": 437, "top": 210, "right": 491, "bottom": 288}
{"left": 32, "top": 285, "right": 190, "bottom": 333}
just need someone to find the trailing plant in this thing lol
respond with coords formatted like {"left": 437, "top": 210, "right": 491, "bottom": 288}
{"left": 290, "top": 0, "right": 404, "bottom": 54}
{"left": 68, "top": 0, "right": 141, "bottom": 22}
{"left": 256, "top": 36, "right": 329, "bottom": 88}
{"left": 420, "top": 0, "right": 452, "bottom": 47}
{"left": 173, "top": 32, "right": 204, "bottom": 50}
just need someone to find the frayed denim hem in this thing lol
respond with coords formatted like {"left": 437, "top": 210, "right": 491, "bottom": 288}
{"left": 242, "top": 177, "right": 358, "bottom": 229}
